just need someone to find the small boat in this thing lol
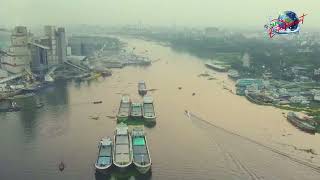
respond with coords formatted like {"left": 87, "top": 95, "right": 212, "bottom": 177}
{"left": 130, "top": 103, "right": 143, "bottom": 120}
{"left": 138, "top": 81, "right": 147, "bottom": 96}
{"left": 93, "top": 101, "right": 103, "bottom": 104}
{"left": 205, "top": 62, "right": 228, "bottom": 72}
{"left": 59, "top": 162, "right": 65, "bottom": 171}
{"left": 131, "top": 127, "right": 152, "bottom": 174}
{"left": 95, "top": 137, "right": 113, "bottom": 172}
{"left": 142, "top": 96, "right": 156, "bottom": 122}
{"left": 287, "top": 112, "right": 317, "bottom": 134}
{"left": 117, "top": 95, "right": 131, "bottom": 122}
{"left": 113, "top": 123, "right": 133, "bottom": 170}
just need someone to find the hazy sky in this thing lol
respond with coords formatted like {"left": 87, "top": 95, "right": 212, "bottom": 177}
{"left": 1, "top": 0, "right": 319, "bottom": 29}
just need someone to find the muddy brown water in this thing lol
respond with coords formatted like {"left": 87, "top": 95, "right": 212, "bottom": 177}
{"left": 0, "top": 38, "right": 320, "bottom": 180}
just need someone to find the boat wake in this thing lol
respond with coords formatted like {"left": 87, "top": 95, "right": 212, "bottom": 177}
{"left": 184, "top": 111, "right": 320, "bottom": 175}
{"left": 185, "top": 110, "right": 261, "bottom": 180}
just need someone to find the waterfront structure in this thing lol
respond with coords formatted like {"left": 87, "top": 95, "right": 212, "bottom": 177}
{"left": 236, "top": 78, "right": 264, "bottom": 95}
{"left": 1, "top": 26, "right": 32, "bottom": 74}
{"left": 31, "top": 26, "right": 66, "bottom": 69}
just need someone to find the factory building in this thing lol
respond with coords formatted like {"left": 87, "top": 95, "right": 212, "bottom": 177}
{"left": 0, "top": 26, "right": 67, "bottom": 76}
{"left": 42, "top": 26, "right": 67, "bottom": 66}
{"left": 44, "top": 26, "right": 58, "bottom": 66}
{"left": 29, "top": 40, "right": 49, "bottom": 75}
{"left": 56, "top": 27, "right": 67, "bottom": 63}
{"left": 1, "top": 26, "right": 32, "bottom": 74}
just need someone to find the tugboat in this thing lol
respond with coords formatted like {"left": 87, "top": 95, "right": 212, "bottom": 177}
{"left": 130, "top": 103, "right": 143, "bottom": 120}
{"left": 113, "top": 123, "right": 133, "bottom": 170}
{"left": 117, "top": 95, "right": 131, "bottom": 122}
{"left": 142, "top": 96, "right": 156, "bottom": 123}
{"left": 287, "top": 112, "right": 317, "bottom": 134}
{"left": 131, "top": 127, "right": 152, "bottom": 174}
{"left": 95, "top": 137, "right": 113, "bottom": 172}
{"left": 138, "top": 81, "right": 147, "bottom": 96}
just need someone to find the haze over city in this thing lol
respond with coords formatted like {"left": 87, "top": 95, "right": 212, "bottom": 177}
{"left": 1, "top": 1, "right": 320, "bottom": 180}
{"left": 1, "top": 0, "right": 320, "bottom": 29}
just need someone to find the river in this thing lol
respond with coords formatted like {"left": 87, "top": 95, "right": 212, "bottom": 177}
{"left": 0, "top": 38, "right": 320, "bottom": 180}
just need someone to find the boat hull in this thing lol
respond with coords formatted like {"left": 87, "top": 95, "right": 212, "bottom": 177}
{"left": 113, "top": 162, "right": 132, "bottom": 171}
{"left": 95, "top": 164, "right": 113, "bottom": 173}
{"left": 131, "top": 115, "right": 143, "bottom": 120}
{"left": 143, "top": 116, "right": 156, "bottom": 127}
{"left": 205, "top": 63, "right": 227, "bottom": 72}
{"left": 287, "top": 117, "right": 316, "bottom": 134}
{"left": 113, "top": 127, "right": 133, "bottom": 172}
{"left": 117, "top": 116, "right": 129, "bottom": 122}
{"left": 143, "top": 117, "right": 156, "bottom": 123}
{"left": 134, "top": 163, "right": 151, "bottom": 174}
{"left": 287, "top": 113, "right": 316, "bottom": 134}
{"left": 132, "top": 130, "right": 152, "bottom": 174}
{"left": 228, "top": 75, "right": 239, "bottom": 80}
{"left": 138, "top": 90, "right": 147, "bottom": 96}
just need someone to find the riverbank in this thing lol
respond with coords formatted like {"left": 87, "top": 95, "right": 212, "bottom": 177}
{"left": 123, "top": 36, "right": 320, "bottom": 159}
